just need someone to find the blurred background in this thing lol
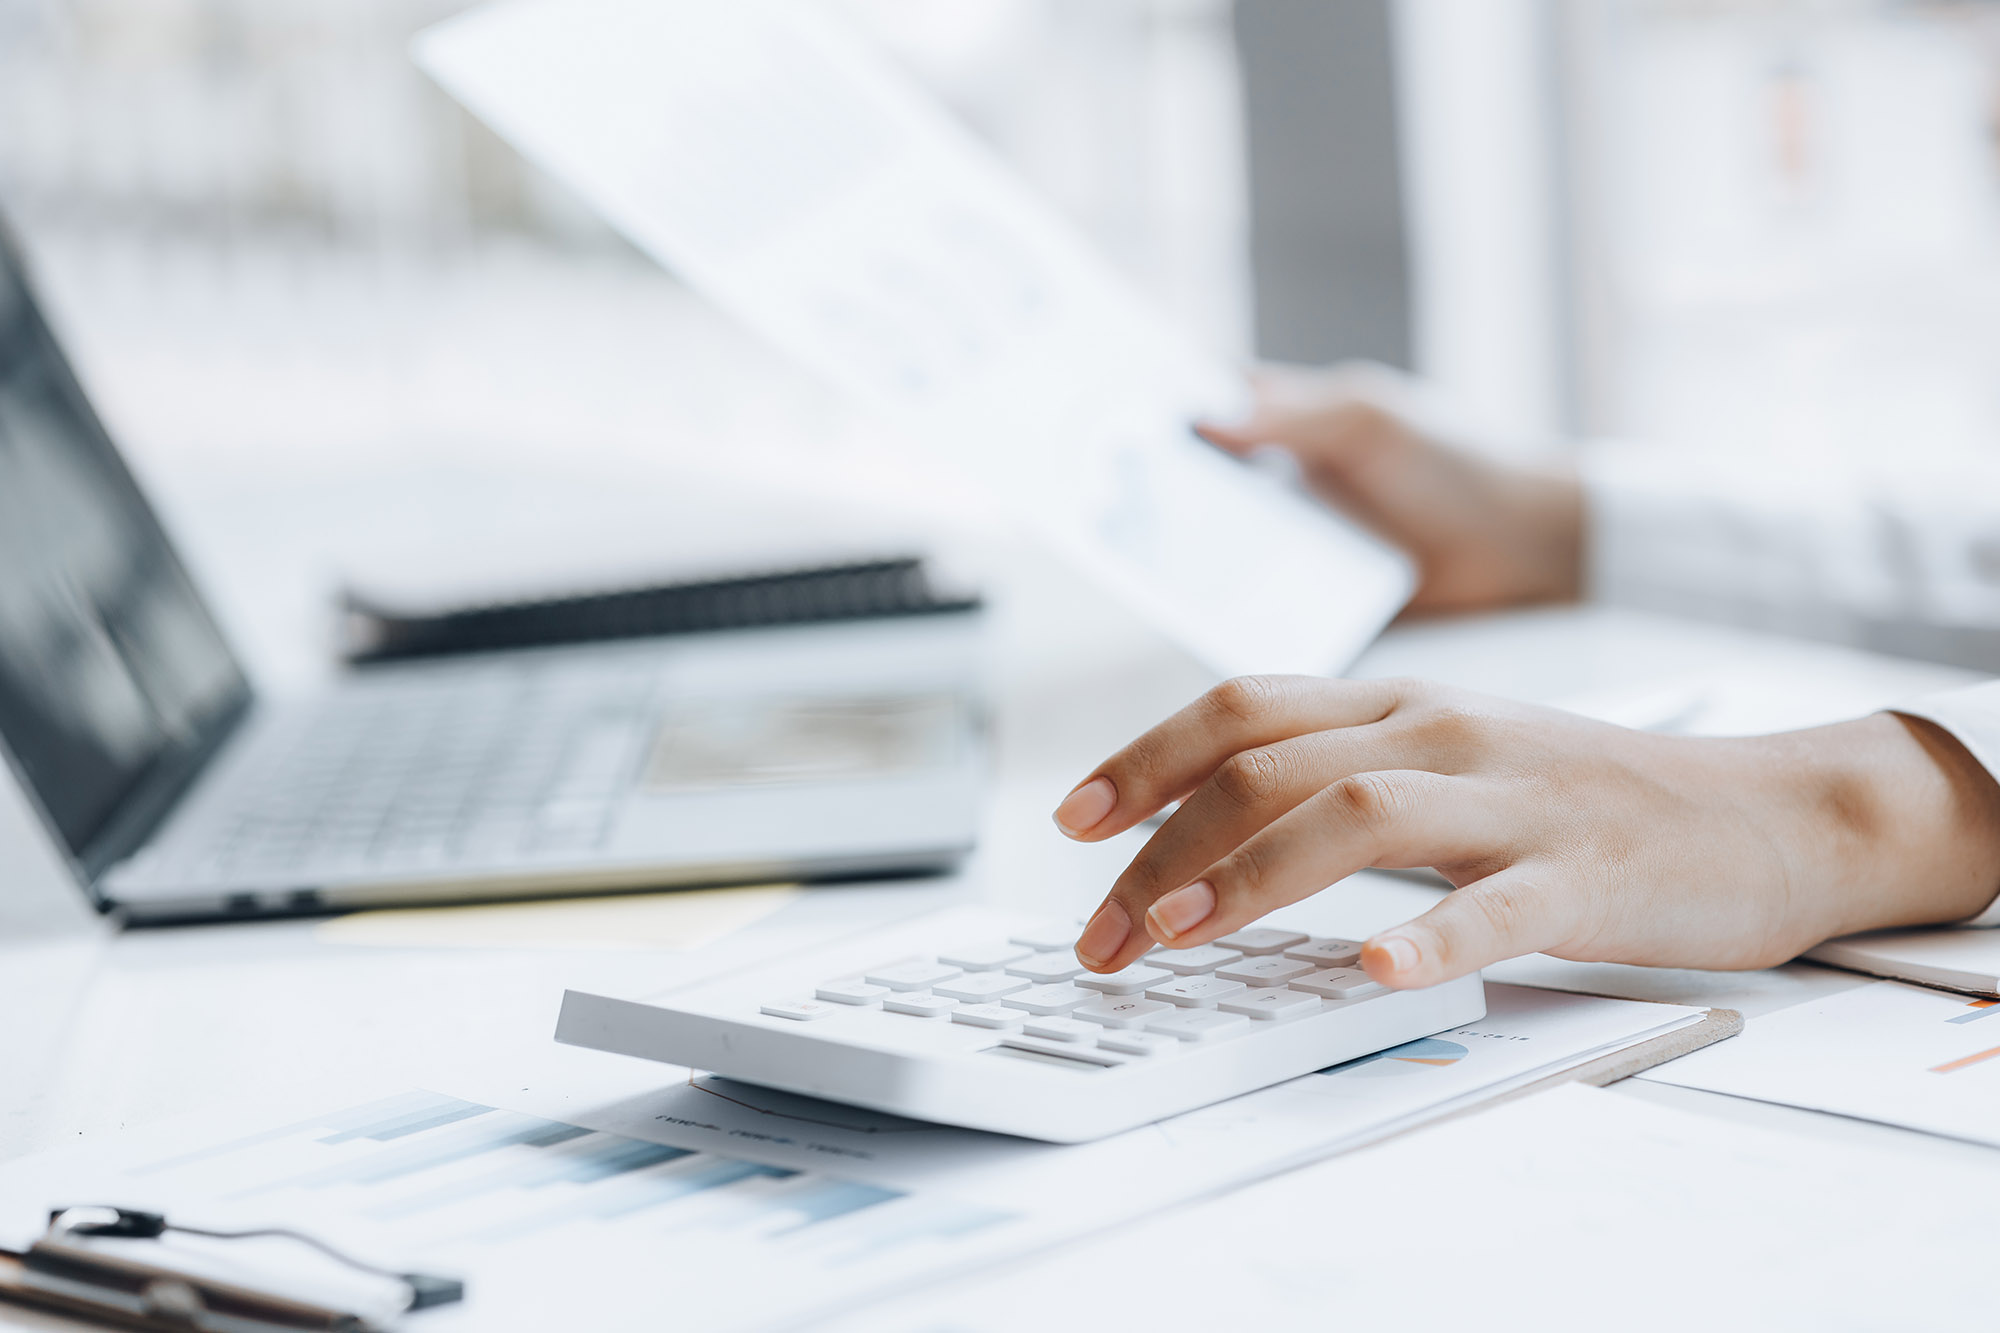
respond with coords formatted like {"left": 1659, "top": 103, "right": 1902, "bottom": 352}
{"left": 3, "top": 0, "right": 2000, "bottom": 683}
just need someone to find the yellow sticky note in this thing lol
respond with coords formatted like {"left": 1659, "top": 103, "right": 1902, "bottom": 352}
{"left": 315, "top": 883, "right": 801, "bottom": 952}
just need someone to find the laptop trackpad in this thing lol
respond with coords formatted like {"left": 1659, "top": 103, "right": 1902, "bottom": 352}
{"left": 642, "top": 695, "right": 963, "bottom": 792}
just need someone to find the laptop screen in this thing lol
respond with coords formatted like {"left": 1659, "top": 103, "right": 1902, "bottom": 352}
{"left": 0, "top": 225, "right": 247, "bottom": 874}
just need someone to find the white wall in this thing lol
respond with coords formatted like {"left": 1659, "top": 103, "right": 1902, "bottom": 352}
{"left": 1394, "top": 0, "right": 1569, "bottom": 452}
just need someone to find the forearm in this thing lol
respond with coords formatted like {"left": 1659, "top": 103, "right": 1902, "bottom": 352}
{"left": 1582, "top": 446, "right": 2000, "bottom": 666}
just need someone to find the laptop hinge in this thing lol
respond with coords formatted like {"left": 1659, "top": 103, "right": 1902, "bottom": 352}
{"left": 80, "top": 690, "right": 255, "bottom": 900}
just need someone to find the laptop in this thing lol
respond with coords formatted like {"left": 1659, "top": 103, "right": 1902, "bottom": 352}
{"left": 0, "top": 220, "right": 984, "bottom": 924}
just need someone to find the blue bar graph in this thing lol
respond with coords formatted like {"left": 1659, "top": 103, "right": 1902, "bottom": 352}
{"left": 318, "top": 1100, "right": 492, "bottom": 1144}
{"left": 476, "top": 1157, "right": 799, "bottom": 1240}
{"left": 771, "top": 1179, "right": 901, "bottom": 1232}
{"left": 134, "top": 1090, "right": 475, "bottom": 1176}
{"left": 130, "top": 1090, "right": 1017, "bottom": 1271}
{"left": 260, "top": 1113, "right": 594, "bottom": 1197}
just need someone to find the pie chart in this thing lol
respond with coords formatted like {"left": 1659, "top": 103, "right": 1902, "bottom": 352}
{"left": 1317, "top": 1035, "right": 1469, "bottom": 1078}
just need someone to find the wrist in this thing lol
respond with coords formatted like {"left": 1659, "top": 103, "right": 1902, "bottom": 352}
{"left": 1780, "top": 713, "right": 2000, "bottom": 937}
{"left": 1503, "top": 464, "right": 1584, "bottom": 605}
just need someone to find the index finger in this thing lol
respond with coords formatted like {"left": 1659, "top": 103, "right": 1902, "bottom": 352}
{"left": 1052, "top": 675, "right": 1407, "bottom": 841}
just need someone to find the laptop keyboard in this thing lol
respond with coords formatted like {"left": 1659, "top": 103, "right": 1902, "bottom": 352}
{"left": 187, "top": 665, "right": 658, "bottom": 883}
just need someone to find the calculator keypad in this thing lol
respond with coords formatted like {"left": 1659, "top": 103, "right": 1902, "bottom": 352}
{"left": 1072, "top": 962, "right": 1171, "bottom": 995}
{"left": 883, "top": 992, "right": 957, "bottom": 1018}
{"left": 1215, "top": 956, "right": 1316, "bottom": 987}
{"left": 1004, "top": 952, "right": 1085, "bottom": 984}
{"left": 936, "top": 942, "right": 1034, "bottom": 971}
{"left": 815, "top": 979, "right": 889, "bottom": 1005}
{"left": 1147, "top": 975, "right": 1246, "bottom": 1007}
{"left": 932, "top": 972, "right": 1030, "bottom": 1003}
{"left": 1284, "top": 939, "right": 1363, "bottom": 968}
{"left": 1072, "top": 996, "right": 1173, "bottom": 1029}
{"left": 1147, "top": 944, "right": 1244, "bottom": 975}
{"left": 864, "top": 961, "right": 962, "bottom": 991}
{"left": 1003, "top": 983, "right": 1094, "bottom": 1015}
{"left": 1213, "top": 928, "right": 1309, "bottom": 955}
{"left": 951, "top": 1003, "right": 1025, "bottom": 1030}
{"left": 764, "top": 932, "right": 1381, "bottom": 1065}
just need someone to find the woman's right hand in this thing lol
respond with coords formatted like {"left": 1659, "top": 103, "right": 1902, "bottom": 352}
{"left": 1195, "top": 362, "right": 1586, "bottom": 615}
{"left": 1054, "top": 675, "right": 2000, "bottom": 986}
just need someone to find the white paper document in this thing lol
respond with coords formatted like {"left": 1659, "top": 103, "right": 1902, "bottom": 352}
{"left": 1805, "top": 924, "right": 2000, "bottom": 997}
{"left": 833, "top": 1084, "right": 2000, "bottom": 1333}
{"left": 0, "top": 985, "right": 1698, "bottom": 1331}
{"left": 1641, "top": 978, "right": 2000, "bottom": 1147}
{"left": 413, "top": 0, "right": 1412, "bottom": 678}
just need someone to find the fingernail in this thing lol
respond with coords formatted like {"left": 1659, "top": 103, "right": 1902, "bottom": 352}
{"left": 1074, "top": 900, "right": 1129, "bottom": 967}
{"left": 1148, "top": 881, "right": 1216, "bottom": 941}
{"left": 1367, "top": 934, "right": 1421, "bottom": 977}
{"left": 1053, "top": 777, "right": 1116, "bottom": 837}
{"left": 1191, "top": 421, "right": 1245, "bottom": 450}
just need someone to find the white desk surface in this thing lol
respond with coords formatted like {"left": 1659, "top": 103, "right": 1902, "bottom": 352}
{"left": 3, "top": 235, "right": 1997, "bottom": 1322}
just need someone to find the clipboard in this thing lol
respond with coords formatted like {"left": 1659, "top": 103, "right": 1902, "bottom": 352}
{"left": 0, "top": 1205, "right": 459, "bottom": 1333}
{"left": 1374, "top": 1003, "right": 1744, "bottom": 1148}
{"left": 1511, "top": 1003, "right": 1743, "bottom": 1090}
{"left": 0, "top": 1246, "right": 376, "bottom": 1333}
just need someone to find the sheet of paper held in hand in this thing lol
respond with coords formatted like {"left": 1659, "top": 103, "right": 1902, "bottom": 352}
{"left": 413, "top": 0, "right": 1412, "bottom": 678}
{"left": 0, "top": 986, "right": 1700, "bottom": 1332}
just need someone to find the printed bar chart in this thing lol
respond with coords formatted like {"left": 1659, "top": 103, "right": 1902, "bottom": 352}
{"left": 118, "top": 1090, "right": 1015, "bottom": 1290}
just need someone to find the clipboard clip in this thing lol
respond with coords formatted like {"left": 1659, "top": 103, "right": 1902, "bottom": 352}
{"left": 0, "top": 1205, "right": 462, "bottom": 1332}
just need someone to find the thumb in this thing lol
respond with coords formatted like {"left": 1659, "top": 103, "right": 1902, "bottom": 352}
{"left": 1360, "top": 867, "right": 1572, "bottom": 988}
{"left": 1190, "top": 366, "right": 1316, "bottom": 455}
{"left": 1192, "top": 405, "right": 1288, "bottom": 456}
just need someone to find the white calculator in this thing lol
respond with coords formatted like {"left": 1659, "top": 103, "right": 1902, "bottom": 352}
{"left": 555, "top": 907, "right": 1485, "bottom": 1142}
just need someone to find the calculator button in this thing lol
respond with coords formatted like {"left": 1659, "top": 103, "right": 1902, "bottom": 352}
{"left": 1215, "top": 956, "right": 1316, "bottom": 987}
{"left": 1219, "top": 988, "right": 1321, "bottom": 1021}
{"left": 1005, "top": 952, "right": 1085, "bottom": 984}
{"left": 1293, "top": 968, "right": 1385, "bottom": 1000}
{"left": 1001, "top": 983, "right": 1094, "bottom": 1015}
{"left": 1023, "top": 1016, "right": 1097, "bottom": 1042}
{"left": 1073, "top": 996, "right": 1174, "bottom": 1029}
{"left": 1097, "top": 1030, "right": 1179, "bottom": 1056}
{"left": 1283, "top": 939, "right": 1363, "bottom": 968}
{"left": 952, "top": 1003, "right": 1026, "bottom": 1030}
{"left": 1214, "top": 927, "right": 1310, "bottom": 955}
{"left": 883, "top": 992, "right": 958, "bottom": 1018}
{"left": 933, "top": 972, "right": 1031, "bottom": 1003}
{"left": 1008, "top": 921, "right": 1084, "bottom": 952}
{"left": 1148, "top": 945, "right": 1244, "bottom": 976}
{"left": 1073, "top": 964, "right": 1172, "bottom": 996}
{"left": 761, "top": 999, "right": 836, "bottom": 1021}
{"left": 936, "top": 942, "right": 1034, "bottom": 971}
{"left": 815, "top": 980, "right": 890, "bottom": 1006}
{"left": 1145, "top": 976, "right": 1247, "bottom": 1008}
{"left": 1146, "top": 1009, "right": 1251, "bottom": 1042}
{"left": 865, "top": 961, "right": 963, "bottom": 991}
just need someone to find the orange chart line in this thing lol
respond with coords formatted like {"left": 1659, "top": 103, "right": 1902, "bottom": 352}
{"left": 1929, "top": 1044, "right": 2000, "bottom": 1075}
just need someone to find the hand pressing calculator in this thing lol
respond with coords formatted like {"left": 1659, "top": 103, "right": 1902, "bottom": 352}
{"left": 555, "top": 907, "right": 1485, "bottom": 1142}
